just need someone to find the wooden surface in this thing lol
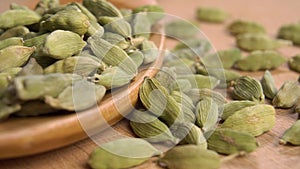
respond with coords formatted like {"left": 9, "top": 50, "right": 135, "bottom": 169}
{"left": 1, "top": 0, "right": 300, "bottom": 169}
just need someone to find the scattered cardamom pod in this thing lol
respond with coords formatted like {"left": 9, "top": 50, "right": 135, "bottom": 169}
{"left": 277, "top": 23, "right": 300, "bottom": 45}
{"left": 0, "top": 9, "right": 41, "bottom": 29}
{"left": 279, "top": 120, "right": 300, "bottom": 146}
{"left": 195, "top": 98, "right": 219, "bottom": 131}
{"left": 177, "top": 74, "right": 220, "bottom": 89}
{"left": 220, "top": 100, "right": 257, "bottom": 120}
{"left": 221, "top": 104, "right": 275, "bottom": 136}
{"left": 165, "top": 20, "right": 199, "bottom": 39}
{"left": 83, "top": 0, "right": 123, "bottom": 18}
{"left": 0, "top": 26, "right": 29, "bottom": 40}
{"left": 185, "top": 88, "right": 227, "bottom": 106}
{"left": 132, "top": 5, "right": 165, "bottom": 24}
{"left": 205, "top": 48, "right": 242, "bottom": 69}
{"left": 228, "top": 20, "right": 266, "bottom": 36}
{"left": 288, "top": 54, "right": 300, "bottom": 73}
{"left": 272, "top": 80, "right": 300, "bottom": 108}
{"left": 261, "top": 70, "right": 277, "bottom": 99}
{"left": 196, "top": 7, "right": 229, "bottom": 23}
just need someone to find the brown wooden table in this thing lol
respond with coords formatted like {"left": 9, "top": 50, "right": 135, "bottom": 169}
{"left": 0, "top": 0, "right": 300, "bottom": 169}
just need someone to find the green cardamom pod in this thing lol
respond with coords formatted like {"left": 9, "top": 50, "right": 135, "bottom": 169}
{"left": 228, "top": 20, "right": 266, "bottom": 36}
{"left": 18, "top": 58, "right": 44, "bottom": 76}
{"left": 236, "top": 33, "right": 292, "bottom": 51}
{"left": 0, "top": 9, "right": 41, "bottom": 29}
{"left": 199, "top": 68, "right": 241, "bottom": 87}
{"left": 127, "top": 50, "right": 144, "bottom": 68}
{"left": 185, "top": 88, "right": 227, "bottom": 106}
{"left": 203, "top": 48, "right": 242, "bottom": 69}
{"left": 277, "top": 23, "right": 300, "bottom": 46}
{"left": 195, "top": 98, "right": 219, "bottom": 132}
{"left": 279, "top": 120, "right": 300, "bottom": 146}
{"left": 221, "top": 104, "right": 275, "bottom": 136}
{"left": 207, "top": 128, "right": 258, "bottom": 154}
{"left": 272, "top": 80, "right": 300, "bottom": 108}
{"left": 83, "top": 0, "right": 123, "bottom": 18}
{"left": 232, "top": 76, "right": 265, "bottom": 103}
{"left": 0, "top": 46, "right": 35, "bottom": 72}
{"left": 155, "top": 67, "right": 177, "bottom": 91}
{"left": 261, "top": 70, "right": 277, "bottom": 99}
{"left": 129, "top": 109, "right": 178, "bottom": 144}
{"left": 34, "top": 0, "right": 60, "bottom": 15}
{"left": 177, "top": 74, "right": 220, "bottom": 89}
{"left": 132, "top": 5, "right": 164, "bottom": 24}
{"left": 102, "top": 32, "right": 130, "bottom": 49}
{"left": 196, "top": 7, "right": 229, "bottom": 23}
{"left": 288, "top": 54, "right": 300, "bottom": 73}
{"left": 140, "top": 39, "right": 158, "bottom": 65}
{"left": 173, "top": 39, "right": 211, "bottom": 54}
{"left": 23, "top": 33, "right": 49, "bottom": 47}
{"left": 171, "top": 90, "right": 195, "bottom": 111}
{"left": 0, "top": 26, "right": 29, "bottom": 40}
{"left": 164, "top": 58, "right": 196, "bottom": 75}
{"left": 165, "top": 20, "right": 199, "bottom": 39}
{"left": 158, "top": 145, "right": 220, "bottom": 169}
{"left": 132, "top": 12, "right": 151, "bottom": 39}
{"left": 98, "top": 16, "right": 132, "bottom": 39}
{"left": 236, "top": 50, "right": 287, "bottom": 71}
{"left": 220, "top": 100, "right": 257, "bottom": 120}
{"left": 0, "top": 101, "right": 21, "bottom": 121}
{"left": 0, "top": 37, "right": 23, "bottom": 50}
{"left": 0, "top": 68, "right": 22, "bottom": 97}
{"left": 170, "top": 79, "right": 192, "bottom": 93}
{"left": 88, "top": 138, "right": 161, "bottom": 169}
{"left": 10, "top": 3, "right": 30, "bottom": 10}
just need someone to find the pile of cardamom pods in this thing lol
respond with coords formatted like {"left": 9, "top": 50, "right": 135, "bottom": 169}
{"left": 88, "top": 5, "right": 300, "bottom": 169}
{"left": 0, "top": 0, "right": 164, "bottom": 120}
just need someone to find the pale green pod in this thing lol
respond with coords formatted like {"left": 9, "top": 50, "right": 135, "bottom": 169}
{"left": 120, "top": 8, "right": 132, "bottom": 21}
{"left": 171, "top": 90, "right": 195, "bottom": 111}
{"left": 170, "top": 79, "right": 192, "bottom": 93}
{"left": 128, "top": 50, "right": 144, "bottom": 68}
{"left": 272, "top": 81, "right": 300, "bottom": 108}
{"left": 277, "top": 23, "right": 300, "bottom": 45}
{"left": 23, "top": 33, "right": 49, "bottom": 47}
{"left": 0, "top": 46, "right": 35, "bottom": 72}
{"left": 221, "top": 104, "right": 275, "bottom": 136}
{"left": 132, "top": 5, "right": 164, "bottom": 24}
{"left": 88, "top": 138, "right": 161, "bottom": 169}
{"left": 140, "top": 39, "right": 158, "bottom": 64}
{"left": 93, "top": 67, "right": 134, "bottom": 89}
{"left": 155, "top": 67, "right": 177, "bottom": 90}
{"left": 98, "top": 16, "right": 132, "bottom": 38}
{"left": 83, "top": 0, "right": 123, "bottom": 18}
{"left": 261, "top": 70, "right": 277, "bottom": 99}
{"left": 44, "top": 56, "right": 102, "bottom": 76}
{"left": 236, "top": 50, "right": 287, "bottom": 71}
{"left": 69, "top": 2, "right": 98, "bottom": 22}
{"left": 185, "top": 88, "right": 227, "bottom": 106}
{"left": 228, "top": 20, "right": 266, "bottom": 36}
{"left": 18, "top": 58, "right": 44, "bottom": 76}
{"left": 207, "top": 128, "right": 258, "bottom": 155}
{"left": 236, "top": 33, "right": 292, "bottom": 51}
{"left": 43, "top": 30, "right": 86, "bottom": 59}
{"left": 232, "top": 76, "right": 265, "bottom": 103}
{"left": 220, "top": 101, "right": 257, "bottom": 120}
{"left": 0, "top": 37, "right": 23, "bottom": 50}
{"left": 181, "top": 105, "right": 196, "bottom": 123}
{"left": 0, "top": 9, "right": 41, "bottom": 29}
{"left": 86, "top": 21, "right": 105, "bottom": 37}
{"left": 200, "top": 68, "right": 241, "bottom": 87}
{"left": 129, "top": 109, "right": 178, "bottom": 144}
{"left": 280, "top": 120, "right": 300, "bottom": 146}
{"left": 0, "top": 26, "right": 29, "bottom": 40}
{"left": 173, "top": 39, "right": 211, "bottom": 54}
{"left": 288, "top": 54, "right": 300, "bottom": 73}
{"left": 164, "top": 58, "right": 196, "bottom": 75}
{"left": 40, "top": 8, "right": 90, "bottom": 35}
{"left": 0, "top": 68, "right": 22, "bottom": 97}
{"left": 195, "top": 98, "right": 219, "bottom": 132}
{"left": 45, "top": 80, "right": 106, "bottom": 111}
{"left": 0, "top": 102, "right": 21, "bottom": 121}
{"left": 132, "top": 12, "right": 151, "bottom": 39}
{"left": 165, "top": 20, "right": 199, "bottom": 39}
{"left": 10, "top": 3, "right": 30, "bottom": 10}
{"left": 14, "top": 100, "right": 56, "bottom": 117}
{"left": 34, "top": 0, "right": 60, "bottom": 15}
{"left": 158, "top": 145, "right": 220, "bottom": 169}
{"left": 102, "top": 32, "right": 130, "bottom": 49}
{"left": 170, "top": 122, "right": 207, "bottom": 148}
{"left": 177, "top": 74, "right": 220, "bottom": 89}
{"left": 196, "top": 7, "right": 229, "bottom": 23}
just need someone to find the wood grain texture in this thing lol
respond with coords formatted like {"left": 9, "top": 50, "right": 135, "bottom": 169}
{"left": 0, "top": 0, "right": 300, "bottom": 169}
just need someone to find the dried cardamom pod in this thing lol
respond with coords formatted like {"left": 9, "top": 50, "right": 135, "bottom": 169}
{"left": 261, "top": 70, "right": 277, "bottom": 99}
{"left": 129, "top": 109, "right": 178, "bottom": 144}
{"left": 279, "top": 120, "right": 300, "bottom": 146}
{"left": 140, "top": 39, "right": 158, "bottom": 65}
{"left": 207, "top": 48, "right": 242, "bottom": 69}
{"left": 0, "top": 37, "right": 23, "bottom": 50}
{"left": 0, "top": 9, "right": 41, "bottom": 29}
{"left": 155, "top": 67, "right": 177, "bottom": 91}
{"left": 158, "top": 145, "right": 220, "bottom": 169}
{"left": 181, "top": 105, "right": 196, "bottom": 123}
{"left": 34, "top": 0, "right": 60, "bottom": 15}
{"left": 165, "top": 20, "right": 199, "bottom": 39}
{"left": 272, "top": 81, "right": 300, "bottom": 108}
{"left": 0, "top": 102, "right": 21, "bottom": 121}
{"left": 0, "top": 46, "right": 35, "bottom": 72}
{"left": 195, "top": 98, "right": 219, "bottom": 131}
{"left": 127, "top": 50, "right": 144, "bottom": 68}
{"left": 220, "top": 100, "right": 257, "bottom": 120}
{"left": 0, "top": 68, "right": 22, "bottom": 97}
{"left": 0, "top": 26, "right": 29, "bottom": 40}
{"left": 185, "top": 88, "right": 227, "bottom": 106}
{"left": 83, "top": 0, "right": 123, "bottom": 18}
{"left": 102, "top": 32, "right": 130, "bottom": 49}
{"left": 236, "top": 33, "right": 292, "bottom": 51}
{"left": 88, "top": 138, "right": 161, "bottom": 169}
{"left": 228, "top": 20, "right": 266, "bottom": 36}
{"left": 196, "top": 7, "right": 229, "bottom": 23}
{"left": 207, "top": 128, "right": 258, "bottom": 154}
{"left": 288, "top": 54, "right": 300, "bottom": 73}
{"left": 132, "top": 5, "right": 164, "bottom": 24}
{"left": 221, "top": 104, "right": 275, "bottom": 136}
{"left": 45, "top": 80, "right": 106, "bottom": 111}
{"left": 236, "top": 50, "right": 287, "bottom": 71}
{"left": 173, "top": 39, "right": 211, "bottom": 53}
{"left": 277, "top": 23, "right": 300, "bottom": 45}
{"left": 164, "top": 58, "right": 196, "bottom": 75}
{"left": 98, "top": 16, "right": 132, "bottom": 39}
{"left": 18, "top": 58, "right": 44, "bottom": 76}
{"left": 178, "top": 74, "right": 220, "bottom": 89}
{"left": 10, "top": 3, "right": 30, "bottom": 10}
{"left": 170, "top": 79, "right": 192, "bottom": 93}
{"left": 232, "top": 76, "right": 265, "bottom": 103}
{"left": 23, "top": 33, "right": 49, "bottom": 47}
{"left": 171, "top": 90, "right": 195, "bottom": 111}
{"left": 132, "top": 13, "right": 151, "bottom": 39}
{"left": 170, "top": 122, "right": 207, "bottom": 148}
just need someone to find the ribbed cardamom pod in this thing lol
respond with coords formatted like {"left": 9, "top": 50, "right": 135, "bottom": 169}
{"left": 23, "top": 33, "right": 49, "bottom": 47}
{"left": 164, "top": 58, "right": 196, "bottom": 75}
{"left": 34, "top": 0, "right": 60, "bottom": 15}
{"left": 170, "top": 79, "right": 192, "bottom": 93}
{"left": 196, "top": 7, "right": 229, "bottom": 23}
{"left": 98, "top": 16, "right": 132, "bottom": 39}
{"left": 173, "top": 39, "right": 211, "bottom": 53}
{"left": 181, "top": 106, "right": 196, "bottom": 123}
{"left": 132, "top": 5, "right": 165, "bottom": 24}
{"left": 88, "top": 37, "right": 137, "bottom": 75}
{"left": 127, "top": 50, "right": 144, "bottom": 68}
{"left": 207, "top": 128, "right": 258, "bottom": 154}
{"left": 0, "top": 68, "right": 22, "bottom": 97}
{"left": 277, "top": 23, "right": 300, "bottom": 46}
{"left": 44, "top": 56, "right": 102, "bottom": 76}
{"left": 0, "top": 26, "right": 29, "bottom": 40}
{"left": 171, "top": 91, "right": 195, "bottom": 111}
{"left": 165, "top": 20, "right": 199, "bottom": 39}
{"left": 40, "top": 8, "right": 90, "bottom": 35}
{"left": 10, "top": 3, "right": 30, "bottom": 10}
{"left": 288, "top": 54, "right": 300, "bottom": 73}
{"left": 102, "top": 32, "right": 130, "bottom": 49}
{"left": 93, "top": 66, "right": 134, "bottom": 89}
{"left": 232, "top": 76, "right": 265, "bottom": 103}
{"left": 129, "top": 109, "right": 178, "bottom": 144}
{"left": 0, "top": 9, "right": 41, "bottom": 29}
{"left": 18, "top": 58, "right": 44, "bottom": 76}
{"left": 177, "top": 74, "right": 220, "bottom": 89}
{"left": 236, "top": 33, "right": 292, "bottom": 51}
{"left": 69, "top": 2, "right": 98, "bottom": 22}
{"left": 170, "top": 122, "right": 207, "bottom": 148}
{"left": 132, "top": 13, "right": 151, "bottom": 39}
{"left": 0, "top": 46, "right": 35, "bottom": 72}
{"left": 199, "top": 68, "right": 240, "bottom": 88}
{"left": 280, "top": 120, "right": 300, "bottom": 146}
{"left": 158, "top": 145, "right": 220, "bottom": 169}
{"left": 0, "top": 37, "right": 23, "bottom": 50}
{"left": 272, "top": 81, "right": 300, "bottom": 108}
{"left": 261, "top": 70, "right": 277, "bottom": 99}
{"left": 140, "top": 39, "right": 158, "bottom": 65}
{"left": 0, "top": 101, "right": 21, "bottom": 121}
{"left": 236, "top": 50, "right": 287, "bottom": 71}
{"left": 228, "top": 20, "right": 266, "bottom": 36}
{"left": 195, "top": 98, "right": 219, "bottom": 132}
{"left": 185, "top": 88, "right": 227, "bottom": 106}
{"left": 220, "top": 100, "right": 257, "bottom": 120}
{"left": 155, "top": 67, "right": 177, "bottom": 91}
{"left": 83, "top": 0, "right": 123, "bottom": 18}
{"left": 221, "top": 104, "right": 275, "bottom": 136}
{"left": 218, "top": 48, "right": 242, "bottom": 68}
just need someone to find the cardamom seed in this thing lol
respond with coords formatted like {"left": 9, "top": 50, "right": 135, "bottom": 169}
{"left": 261, "top": 70, "right": 277, "bottom": 99}
{"left": 288, "top": 54, "right": 300, "bottom": 73}
{"left": 272, "top": 80, "right": 300, "bottom": 108}
{"left": 279, "top": 120, "right": 300, "bottom": 146}
{"left": 228, "top": 20, "right": 266, "bottom": 36}
{"left": 196, "top": 7, "right": 229, "bottom": 23}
